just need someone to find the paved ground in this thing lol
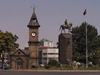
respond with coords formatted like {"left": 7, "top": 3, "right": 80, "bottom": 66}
{"left": 0, "top": 70, "right": 100, "bottom": 75}
{"left": 1, "top": 69, "right": 100, "bottom": 72}
{"left": 0, "top": 69, "right": 100, "bottom": 72}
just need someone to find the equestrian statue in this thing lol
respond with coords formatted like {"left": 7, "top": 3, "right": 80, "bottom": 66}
{"left": 59, "top": 19, "right": 72, "bottom": 33}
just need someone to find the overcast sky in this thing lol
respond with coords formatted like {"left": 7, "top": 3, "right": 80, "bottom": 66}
{"left": 0, "top": 0, "right": 100, "bottom": 49}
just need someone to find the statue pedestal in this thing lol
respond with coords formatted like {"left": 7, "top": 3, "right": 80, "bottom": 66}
{"left": 58, "top": 33, "right": 72, "bottom": 65}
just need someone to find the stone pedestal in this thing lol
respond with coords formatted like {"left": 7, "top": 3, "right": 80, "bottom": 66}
{"left": 59, "top": 33, "right": 72, "bottom": 65}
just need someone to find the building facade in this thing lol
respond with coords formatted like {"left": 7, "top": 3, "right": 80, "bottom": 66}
{"left": 39, "top": 47, "right": 59, "bottom": 65}
{"left": 39, "top": 39, "right": 59, "bottom": 65}
{"left": 40, "top": 38, "right": 53, "bottom": 47}
{"left": 10, "top": 8, "right": 40, "bottom": 69}
{"left": 10, "top": 49, "right": 29, "bottom": 69}
{"left": 27, "top": 7, "right": 40, "bottom": 68}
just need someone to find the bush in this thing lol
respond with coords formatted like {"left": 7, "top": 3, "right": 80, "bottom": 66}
{"left": 44, "top": 65, "right": 50, "bottom": 69}
{"left": 48, "top": 60, "right": 58, "bottom": 66}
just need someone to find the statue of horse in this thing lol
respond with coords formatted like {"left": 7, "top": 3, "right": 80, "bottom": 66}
{"left": 59, "top": 19, "right": 72, "bottom": 33}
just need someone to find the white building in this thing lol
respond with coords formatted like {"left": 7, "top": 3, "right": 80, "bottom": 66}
{"left": 39, "top": 38, "right": 53, "bottom": 47}
{"left": 39, "top": 47, "right": 59, "bottom": 65}
{"left": 39, "top": 38, "right": 59, "bottom": 65}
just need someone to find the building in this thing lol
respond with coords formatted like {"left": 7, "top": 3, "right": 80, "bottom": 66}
{"left": 39, "top": 39, "right": 59, "bottom": 65}
{"left": 10, "top": 49, "right": 29, "bottom": 69}
{"left": 39, "top": 47, "right": 59, "bottom": 65}
{"left": 10, "top": 7, "right": 40, "bottom": 69}
{"left": 40, "top": 38, "right": 53, "bottom": 47}
{"left": 27, "top": 6, "right": 40, "bottom": 68}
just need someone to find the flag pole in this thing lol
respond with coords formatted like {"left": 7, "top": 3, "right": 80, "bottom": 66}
{"left": 86, "top": 15, "right": 88, "bottom": 67}
{"left": 83, "top": 8, "right": 88, "bottom": 67}
{"left": 85, "top": 8, "right": 88, "bottom": 68}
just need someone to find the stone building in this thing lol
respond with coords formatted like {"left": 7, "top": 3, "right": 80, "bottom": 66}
{"left": 10, "top": 8, "right": 40, "bottom": 69}
{"left": 10, "top": 49, "right": 29, "bottom": 69}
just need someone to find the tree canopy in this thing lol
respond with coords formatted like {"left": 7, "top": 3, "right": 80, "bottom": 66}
{"left": 0, "top": 31, "right": 19, "bottom": 53}
{"left": 71, "top": 22, "right": 100, "bottom": 65}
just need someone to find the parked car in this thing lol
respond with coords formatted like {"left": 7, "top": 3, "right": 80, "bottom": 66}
{"left": 40, "top": 64, "right": 44, "bottom": 67}
{"left": 0, "top": 64, "right": 10, "bottom": 69}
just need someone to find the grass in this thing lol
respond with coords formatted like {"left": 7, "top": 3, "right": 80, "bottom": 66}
{"left": 13, "top": 65, "right": 100, "bottom": 70}
{"left": 77, "top": 66, "right": 100, "bottom": 70}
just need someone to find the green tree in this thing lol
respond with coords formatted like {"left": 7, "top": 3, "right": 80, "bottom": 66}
{"left": 71, "top": 22, "right": 100, "bottom": 65}
{"left": 0, "top": 31, "right": 19, "bottom": 53}
{"left": 48, "top": 60, "right": 58, "bottom": 66}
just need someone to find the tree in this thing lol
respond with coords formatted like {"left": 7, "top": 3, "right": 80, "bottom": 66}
{"left": 71, "top": 22, "right": 100, "bottom": 65}
{"left": 0, "top": 31, "right": 19, "bottom": 53}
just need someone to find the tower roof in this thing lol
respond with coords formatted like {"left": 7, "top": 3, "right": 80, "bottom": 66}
{"left": 27, "top": 11, "right": 40, "bottom": 27}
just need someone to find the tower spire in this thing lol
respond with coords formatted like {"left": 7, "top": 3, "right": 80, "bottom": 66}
{"left": 27, "top": 4, "right": 40, "bottom": 27}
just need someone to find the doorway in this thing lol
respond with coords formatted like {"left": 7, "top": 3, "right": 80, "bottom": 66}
{"left": 16, "top": 58, "right": 22, "bottom": 69}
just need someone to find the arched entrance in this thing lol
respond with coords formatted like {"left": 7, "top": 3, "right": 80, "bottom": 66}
{"left": 16, "top": 58, "right": 22, "bottom": 69}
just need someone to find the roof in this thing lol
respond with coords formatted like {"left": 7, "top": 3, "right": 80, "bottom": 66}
{"left": 40, "top": 38, "right": 52, "bottom": 42}
{"left": 10, "top": 49, "right": 29, "bottom": 56}
{"left": 27, "top": 11, "right": 40, "bottom": 27}
{"left": 22, "top": 50, "right": 29, "bottom": 55}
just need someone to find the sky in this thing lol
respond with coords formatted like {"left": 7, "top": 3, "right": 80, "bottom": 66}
{"left": 0, "top": 0, "right": 100, "bottom": 49}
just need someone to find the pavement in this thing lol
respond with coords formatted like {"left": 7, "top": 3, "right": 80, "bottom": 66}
{"left": 0, "top": 69, "right": 100, "bottom": 72}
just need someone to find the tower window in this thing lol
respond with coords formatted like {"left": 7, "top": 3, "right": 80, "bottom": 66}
{"left": 18, "top": 52, "right": 20, "bottom": 54}
{"left": 32, "top": 19, "right": 37, "bottom": 22}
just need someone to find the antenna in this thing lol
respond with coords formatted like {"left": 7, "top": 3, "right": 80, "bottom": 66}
{"left": 33, "top": 4, "right": 35, "bottom": 12}
{"left": 31, "top": 4, "right": 37, "bottom": 12}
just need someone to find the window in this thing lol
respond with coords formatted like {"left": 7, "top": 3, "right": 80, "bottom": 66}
{"left": 43, "top": 53, "right": 47, "bottom": 56}
{"left": 48, "top": 53, "right": 58, "bottom": 55}
{"left": 18, "top": 52, "right": 20, "bottom": 54}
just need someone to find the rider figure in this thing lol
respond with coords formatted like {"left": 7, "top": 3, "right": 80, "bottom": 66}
{"left": 65, "top": 19, "right": 69, "bottom": 28}
{"left": 65, "top": 19, "right": 68, "bottom": 25}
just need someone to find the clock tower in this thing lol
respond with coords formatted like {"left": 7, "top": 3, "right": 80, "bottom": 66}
{"left": 27, "top": 9, "right": 40, "bottom": 68}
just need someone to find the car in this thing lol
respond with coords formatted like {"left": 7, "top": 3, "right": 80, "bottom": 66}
{"left": 0, "top": 64, "right": 10, "bottom": 69}
{"left": 40, "top": 64, "right": 44, "bottom": 67}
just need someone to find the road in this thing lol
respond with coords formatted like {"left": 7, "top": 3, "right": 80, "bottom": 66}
{"left": 0, "top": 70, "right": 100, "bottom": 75}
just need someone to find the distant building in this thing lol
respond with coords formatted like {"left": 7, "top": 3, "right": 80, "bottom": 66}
{"left": 39, "top": 39, "right": 59, "bottom": 65}
{"left": 39, "top": 47, "right": 59, "bottom": 65}
{"left": 40, "top": 38, "right": 53, "bottom": 47}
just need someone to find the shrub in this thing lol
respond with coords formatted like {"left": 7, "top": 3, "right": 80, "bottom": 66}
{"left": 48, "top": 60, "right": 58, "bottom": 66}
{"left": 44, "top": 65, "right": 50, "bottom": 69}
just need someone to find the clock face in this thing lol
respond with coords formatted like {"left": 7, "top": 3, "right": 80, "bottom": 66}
{"left": 31, "top": 32, "right": 36, "bottom": 37}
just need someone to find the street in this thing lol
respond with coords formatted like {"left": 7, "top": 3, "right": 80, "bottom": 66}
{"left": 0, "top": 70, "right": 100, "bottom": 75}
